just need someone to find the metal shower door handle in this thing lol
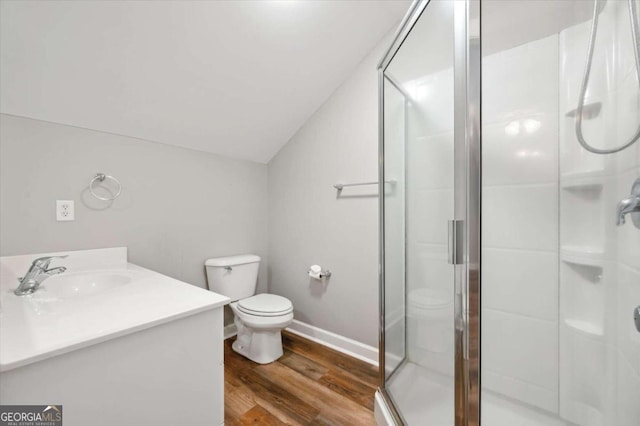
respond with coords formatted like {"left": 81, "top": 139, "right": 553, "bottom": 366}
{"left": 635, "top": 306, "right": 640, "bottom": 333}
{"left": 448, "top": 220, "right": 463, "bottom": 265}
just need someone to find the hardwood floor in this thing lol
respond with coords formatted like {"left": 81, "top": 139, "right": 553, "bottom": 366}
{"left": 224, "top": 331, "right": 379, "bottom": 425}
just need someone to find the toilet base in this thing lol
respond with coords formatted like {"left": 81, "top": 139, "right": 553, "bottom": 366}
{"left": 229, "top": 301, "right": 293, "bottom": 364}
{"left": 232, "top": 326, "right": 284, "bottom": 364}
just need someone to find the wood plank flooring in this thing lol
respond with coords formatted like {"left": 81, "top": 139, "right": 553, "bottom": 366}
{"left": 224, "top": 331, "right": 379, "bottom": 426}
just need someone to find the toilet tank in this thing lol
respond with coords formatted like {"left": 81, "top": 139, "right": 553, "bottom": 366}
{"left": 205, "top": 254, "right": 260, "bottom": 301}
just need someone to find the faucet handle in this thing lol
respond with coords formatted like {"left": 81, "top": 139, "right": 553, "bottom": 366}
{"left": 31, "top": 255, "right": 68, "bottom": 267}
{"left": 616, "top": 178, "right": 640, "bottom": 228}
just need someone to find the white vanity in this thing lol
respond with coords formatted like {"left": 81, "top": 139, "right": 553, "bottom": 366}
{"left": 0, "top": 247, "right": 229, "bottom": 426}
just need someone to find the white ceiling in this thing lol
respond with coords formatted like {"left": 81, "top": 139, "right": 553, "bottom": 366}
{"left": 0, "top": 0, "right": 409, "bottom": 163}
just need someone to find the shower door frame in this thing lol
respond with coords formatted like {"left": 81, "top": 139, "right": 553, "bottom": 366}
{"left": 377, "top": 0, "right": 481, "bottom": 424}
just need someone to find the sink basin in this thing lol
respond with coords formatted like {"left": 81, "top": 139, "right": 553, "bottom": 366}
{"left": 38, "top": 270, "right": 133, "bottom": 299}
{"left": 0, "top": 247, "right": 230, "bottom": 376}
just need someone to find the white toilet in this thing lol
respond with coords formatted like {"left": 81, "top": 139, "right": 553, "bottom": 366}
{"left": 205, "top": 254, "right": 293, "bottom": 364}
{"left": 407, "top": 288, "right": 453, "bottom": 375}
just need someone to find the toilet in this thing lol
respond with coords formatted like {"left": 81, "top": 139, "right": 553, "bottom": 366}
{"left": 407, "top": 288, "right": 452, "bottom": 354}
{"left": 407, "top": 288, "right": 453, "bottom": 375}
{"left": 205, "top": 254, "right": 293, "bottom": 364}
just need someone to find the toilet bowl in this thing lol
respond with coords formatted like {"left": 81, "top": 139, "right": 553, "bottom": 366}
{"left": 204, "top": 255, "right": 294, "bottom": 364}
{"left": 230, "top": 293, "right": 293, "bottom": 364}
{"left": 407, "top": 288, "right": 453, "bottom": 375}
{"left": 407, "top": 288, "right": 453, "bottom": 354}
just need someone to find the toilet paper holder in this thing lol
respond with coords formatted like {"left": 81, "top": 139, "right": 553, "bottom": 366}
{"left": 308, "top": 267, "right": 331, "bottom": 279}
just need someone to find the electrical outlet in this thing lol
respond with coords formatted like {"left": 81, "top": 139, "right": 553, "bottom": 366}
{"left": 56, "top": 200, "right": 75, "bottom": 221}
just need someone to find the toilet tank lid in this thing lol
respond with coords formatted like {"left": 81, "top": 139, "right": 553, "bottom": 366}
{"left": 205, "top": 254, "right": 261, "bottom": 267}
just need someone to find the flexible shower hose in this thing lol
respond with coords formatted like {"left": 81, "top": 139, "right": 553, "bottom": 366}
{"left": 575, "top": 0, "right": 640, "bottom": 154}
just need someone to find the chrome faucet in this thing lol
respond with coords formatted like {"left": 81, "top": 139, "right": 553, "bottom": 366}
{"left": 14, "top": 255, "right": 68, "bottom": 296}
{"left": 617, "top": 196, "right": 640, "bottom": 225}
{"left": 616, "top": 178, "right": 640, "bottom": 228}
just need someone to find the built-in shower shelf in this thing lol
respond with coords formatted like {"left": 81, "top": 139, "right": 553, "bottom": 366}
{"left": 561, "top": 246, "right": 605, "bottom": 267}
{"left": 560, "top": 169, "right": 606, "bottom": 180}
{"left": 560, "top": 174, "right": 604, "bottom": 190}
{"left": 560, "top": 169, "right": 607, "bottom": 189}
{"left": 564, "top": 318, "right": 604, "bottom": 338}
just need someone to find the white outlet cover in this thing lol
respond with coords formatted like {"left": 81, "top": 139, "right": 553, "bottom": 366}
{"left": 56, "top": 200, "right": 75, "bottom": 221}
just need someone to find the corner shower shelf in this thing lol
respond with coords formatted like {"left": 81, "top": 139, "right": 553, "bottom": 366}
{"left": 561, "top": 246, "right": 604, "bottom": 267}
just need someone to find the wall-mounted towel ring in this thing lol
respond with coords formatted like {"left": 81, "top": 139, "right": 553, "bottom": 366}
{"left": 89, "top": 173, "right": 122, "bottom": 201}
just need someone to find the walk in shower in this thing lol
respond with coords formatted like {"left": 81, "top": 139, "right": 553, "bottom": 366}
{"left": 376, "top": 0, "right": 640, "bottom": 425}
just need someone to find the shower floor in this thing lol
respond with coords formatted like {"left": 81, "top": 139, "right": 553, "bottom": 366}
{"left": 387, "top": 362, "right": 569, "bottom": 425}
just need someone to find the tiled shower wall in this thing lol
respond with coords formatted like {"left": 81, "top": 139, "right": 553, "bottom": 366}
{"left": 558, "top": 3, "right": 640, "bottom": 424}
{"left": 481, "top": 35, "right": 560, "bottom": 412}
{"left": 480, "top": 2, "right": 640, "bottom": 424}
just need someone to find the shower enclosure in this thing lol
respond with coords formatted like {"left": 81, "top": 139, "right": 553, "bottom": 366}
{"left": 376, "top": 0, "right": 640, "bottom": 425}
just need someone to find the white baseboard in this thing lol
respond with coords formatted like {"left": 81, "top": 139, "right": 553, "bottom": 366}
{"left": 224, "top": 323, "right": 237, "bottom": 340}
{"left": 286, "top": 319, "right": 379, "bottom": 366}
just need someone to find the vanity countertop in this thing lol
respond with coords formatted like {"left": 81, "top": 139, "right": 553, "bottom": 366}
{"left": 0, "top": 247, "right": 229, "bottom": 372}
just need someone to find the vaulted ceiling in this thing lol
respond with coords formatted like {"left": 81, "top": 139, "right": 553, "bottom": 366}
{"left": 0, "top": 0, "right": 409, "bottom": 163}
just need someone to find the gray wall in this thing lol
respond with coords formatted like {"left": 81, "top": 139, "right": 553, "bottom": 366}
{"left": 0, "top": 114, "right": 268, "bottom": 293}
{"left": 267, "top": 34, "right": 390, "bottom": 347}
{"left": 2, "top": 30, "right": 391, "bottom": 347}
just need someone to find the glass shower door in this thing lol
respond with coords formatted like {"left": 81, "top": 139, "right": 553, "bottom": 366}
{"left": 380, "top": 0, "right": 464, "bottom": 423}
{"left": 382, "top": 77, "right": 406, "bottom": 380}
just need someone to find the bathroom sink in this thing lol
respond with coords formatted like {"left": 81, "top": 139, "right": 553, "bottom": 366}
{"left": 38, "top": 270, "right": 133, "bottom": 299}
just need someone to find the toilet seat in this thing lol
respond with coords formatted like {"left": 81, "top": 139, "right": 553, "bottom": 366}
{"left": 237, "top": 294, "right": 293, "bottom": 317}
